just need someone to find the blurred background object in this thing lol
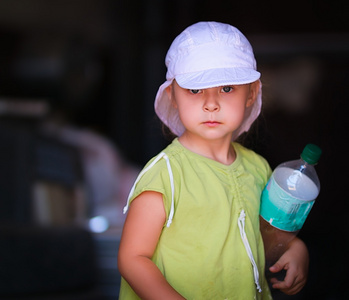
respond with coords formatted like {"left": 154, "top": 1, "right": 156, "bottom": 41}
{"left": 0, "top": 0, "right": 348, "bottom": 299}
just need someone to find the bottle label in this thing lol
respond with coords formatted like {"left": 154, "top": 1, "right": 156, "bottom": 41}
{"left": 260, "top": 176, "right": 315, "bottom": 231}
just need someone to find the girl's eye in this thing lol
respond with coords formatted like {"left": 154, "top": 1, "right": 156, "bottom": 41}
{"left": 189, "top": 89, "right": 201, "bottom": 94}
{"left": 222, "top": 86, "right": 233, "bottom": 93}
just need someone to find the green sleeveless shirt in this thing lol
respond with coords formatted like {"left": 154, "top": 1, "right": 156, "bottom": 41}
{"left": 120, "top": 139, "right": 273, "bottom": 299}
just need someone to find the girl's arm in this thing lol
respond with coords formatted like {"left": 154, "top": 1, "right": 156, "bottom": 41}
{"left": 268, "top": 237, "right": 309, "bottom": 295}
{"left": 118, "top": 191, "right": 185, "bottom": 300}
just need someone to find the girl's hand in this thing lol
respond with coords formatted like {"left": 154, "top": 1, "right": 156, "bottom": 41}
{"left": 268, "top": 237, "right": 309, "bottom": 295}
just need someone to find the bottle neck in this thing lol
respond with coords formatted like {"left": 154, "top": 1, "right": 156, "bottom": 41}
{"left": 299, "top": 159, "right": 314, "bottom": 173}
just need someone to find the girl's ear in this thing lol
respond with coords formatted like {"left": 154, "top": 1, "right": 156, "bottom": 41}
{"left": 166, "top": 83, "right": 177, "bottom": 108}
{"left": 246, "top": 80, "right": 260, "bottom": 107}
{"left": 165, "top": 84, "right": 172, "bottom": 100}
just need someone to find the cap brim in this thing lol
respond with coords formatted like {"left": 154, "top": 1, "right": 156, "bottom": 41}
{"left": 154, "top": 79, "right": 186, "bottom": 137}
{"left": 175, "top": 68, "right": 260, "bottom": 89}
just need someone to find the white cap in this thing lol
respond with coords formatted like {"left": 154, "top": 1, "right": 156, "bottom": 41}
{"left": 154, "top": 21, "right": 262, "bottom": 140}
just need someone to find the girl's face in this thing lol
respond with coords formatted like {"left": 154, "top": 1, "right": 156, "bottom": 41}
{"left": 166, "top": 80, "right": 259, "bottom": 143}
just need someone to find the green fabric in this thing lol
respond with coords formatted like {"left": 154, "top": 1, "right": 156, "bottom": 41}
{"left": 119, "top": 138, "right": 273, "bottom": 299}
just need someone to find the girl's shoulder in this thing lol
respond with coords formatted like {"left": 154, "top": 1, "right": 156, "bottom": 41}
{"left": 233, "top": 142, "right": 268, "bottom": 163}
{"left": 233, "top": 142, "right": 271, "bottom": 176}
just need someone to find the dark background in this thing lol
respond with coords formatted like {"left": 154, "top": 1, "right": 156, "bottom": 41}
{"left": 0, "top": 0, "right": 348, "bottom": 299}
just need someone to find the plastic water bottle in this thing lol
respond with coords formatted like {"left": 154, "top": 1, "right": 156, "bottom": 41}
{"left": 260, "top": 144, "right": 322, "bottom": 279}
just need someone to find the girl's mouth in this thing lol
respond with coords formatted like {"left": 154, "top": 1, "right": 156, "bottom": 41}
{"left": 203, "top": 121, "right": 221, "bottom": 127}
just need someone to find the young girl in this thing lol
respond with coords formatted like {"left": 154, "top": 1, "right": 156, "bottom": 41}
{"left": 118, "top": 21, "right": 309, "bottom": 299}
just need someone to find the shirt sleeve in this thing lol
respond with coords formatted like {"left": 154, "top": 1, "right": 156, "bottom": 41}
{"left": 127, "top": 156, "right": 173, "bottom": 222}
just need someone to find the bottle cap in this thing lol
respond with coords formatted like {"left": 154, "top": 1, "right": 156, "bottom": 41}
{"left": 301, "top": 144, "right": 322, "bottom": 164}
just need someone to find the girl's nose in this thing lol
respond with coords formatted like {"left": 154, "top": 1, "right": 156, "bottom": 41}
{"left": 203, "top": 96, "right": 220, "bottom": 112}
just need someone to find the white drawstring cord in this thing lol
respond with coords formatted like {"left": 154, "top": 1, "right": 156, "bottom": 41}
{"left": 123, "top": 152, "right": 175, "bottom": 228}
{"left": 163, "top": 154, "right": 175, "bottom": 227}
{"left": 238, "top": 210, "right": 262, "bottom": 293}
